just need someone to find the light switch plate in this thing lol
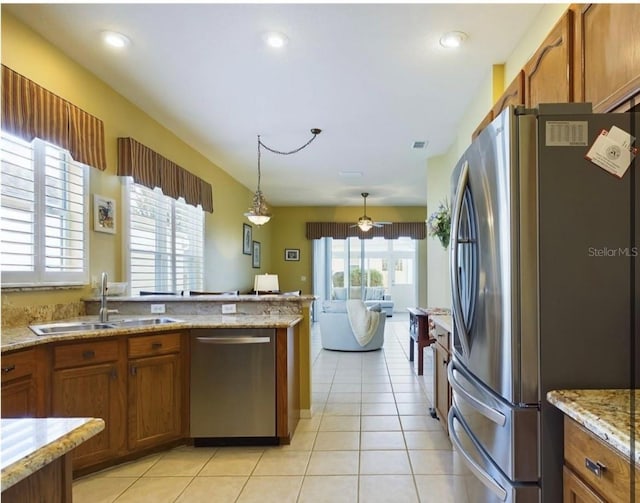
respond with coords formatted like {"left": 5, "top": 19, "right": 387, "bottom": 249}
{"left": 150, "top": 304, "right": 166, "bottom": 314}
{"left": 222, "top": 304, "right": 237, "bottom": 314}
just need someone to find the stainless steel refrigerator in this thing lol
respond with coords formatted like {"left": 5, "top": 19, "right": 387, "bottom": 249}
{"left": 447, "top": 103, "right": 638, "bottom": 502}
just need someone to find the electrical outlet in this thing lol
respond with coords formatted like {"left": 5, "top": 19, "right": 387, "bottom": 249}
{"left": 222, "top": 304, "right": 237, "bottom": 314}
{"left": 150, "top": 304, "right": 166, "bottom": 314}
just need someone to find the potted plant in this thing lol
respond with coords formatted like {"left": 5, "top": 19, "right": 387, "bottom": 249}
{"left": 427, "top": 199, "right": 451, "bottom": 249}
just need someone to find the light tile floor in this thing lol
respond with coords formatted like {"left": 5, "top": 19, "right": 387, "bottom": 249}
{"left": 72, "top": 314, "right": 470, "bottom": 502}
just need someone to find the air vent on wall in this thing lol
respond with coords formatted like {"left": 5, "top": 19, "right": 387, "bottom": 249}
{"left": 412, "top": 140, "right": 428, "bottom": 150}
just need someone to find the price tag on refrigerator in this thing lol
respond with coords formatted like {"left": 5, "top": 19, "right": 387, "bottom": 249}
{"left": 585, "top": 127, "right": 637, "bottom": 178}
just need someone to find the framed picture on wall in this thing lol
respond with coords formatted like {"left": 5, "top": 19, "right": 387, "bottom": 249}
{"left": 284, "top": 248, "right": 300, "bottom": 261}
{"left": 243, "top": 223, "right": 252, "bottom": 255}
{"left": 94, "top": 194, "right": 116, "bottom": 234}
{"left": 252, "top": 241, "right": 261, "bottom": 268}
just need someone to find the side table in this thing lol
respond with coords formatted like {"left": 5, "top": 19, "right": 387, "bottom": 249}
{"left": 407, "top": 308, "right": 433, "bottom": 375}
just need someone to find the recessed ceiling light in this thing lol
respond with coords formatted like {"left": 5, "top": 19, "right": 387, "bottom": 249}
{"left": 439, "top": 31, "right": 467, "bottom": 49}
{"left": 263, "top": 31, "right": 289, "bottom": 49}
{"left": 101, "top": 30, "right": 130, "bottom": 49}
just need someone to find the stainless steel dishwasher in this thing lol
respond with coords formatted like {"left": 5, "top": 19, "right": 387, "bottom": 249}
{"left": 190, "top": 328, "right": 277, "bottom": 445}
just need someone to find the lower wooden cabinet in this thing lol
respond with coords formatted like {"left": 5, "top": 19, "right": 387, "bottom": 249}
{"left": 1, "top": 348, "right": 39, "bottom": 418}
{"left": 128, "top": 333, "right": 183, "bottom": 450}
{"left": 51, "top": 339, "right": 127, "bottom": 469}
{"left": 564, "top": 465, "right": 605, "bottom": 503}
{"left": 431, "top": 318, "right": 452, "bottom": 434}
{"left": 563, "top": 416, "right": 639, "bottom": 503}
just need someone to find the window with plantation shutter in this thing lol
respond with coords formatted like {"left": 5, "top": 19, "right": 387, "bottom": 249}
{"left": 125, "top": 179, "right": 204, "bottom": 295}
{"left": 1, "top": 132, "right": 89, "bottom": 287}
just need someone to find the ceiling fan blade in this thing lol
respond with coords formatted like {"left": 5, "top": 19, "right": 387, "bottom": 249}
{"left": 376, "top": 221, "right": 392, "bottom": 225}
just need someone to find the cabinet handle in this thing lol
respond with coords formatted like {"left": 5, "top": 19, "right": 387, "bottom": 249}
{"left": 1, "top": 365, "right": 16, "bottom": 373}
{"left": 82, "top": 350, "right": 95, "bottom": 359}
{"left": 151, "top": 342, "right": 163, "bottom": 350}
{"left": 130, "top": 366, "right": 137, "bottom": 376}
{"left": 585, "top": 457, "right": 606, "bottom": 478}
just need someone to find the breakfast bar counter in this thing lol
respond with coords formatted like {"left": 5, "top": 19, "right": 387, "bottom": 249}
{"left": 1, "top": 417, "right": 104, "bottom": 500}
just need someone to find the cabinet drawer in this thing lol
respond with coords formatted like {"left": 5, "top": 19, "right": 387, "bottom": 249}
{"left": 54, "top": 340, "right": 119, "bottom": 369}
{"left": 564, "top": 416, "right": 639, "bottom": 502}
{"left": 432, "top": 323, "right": 450, "bottom": 352}
{"left": 128, "top": 333, "right": 182, "bottom": 358}
{"left": 1, "top": 349, "right": 35, "bottom": 383}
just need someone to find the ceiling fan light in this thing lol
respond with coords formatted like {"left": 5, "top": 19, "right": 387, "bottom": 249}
{"left": 358, "top": 217, "right": 373, "bottom": 232}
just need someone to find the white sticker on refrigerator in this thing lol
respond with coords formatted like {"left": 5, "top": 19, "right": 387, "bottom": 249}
{"left": 545, "top": 121, "right": 589, "bottom": 146}
{"left": 585, "top": 128, "right": 637, "bottom": 178}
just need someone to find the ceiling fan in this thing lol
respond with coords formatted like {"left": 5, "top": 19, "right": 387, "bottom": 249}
{"left": 351, "top": 192, "right": 392, "bottom": 232}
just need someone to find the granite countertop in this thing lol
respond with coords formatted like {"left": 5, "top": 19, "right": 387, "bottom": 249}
{"left": 547, "top": 389, "right": 639, "bottom": 463}
{"left": 83, "top": 293, "right": 316, "bottom": 302}
{"left": 1, "top": 417, "right": 104, "bottom": 491}
{"left": 430, "top": 314, "right": 453, "bottom": 333}
{"left": 1, "top": 314, "right": 303, "bottom": 353}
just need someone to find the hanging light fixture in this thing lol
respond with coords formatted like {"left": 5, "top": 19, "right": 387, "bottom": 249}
{"left": 245, "top": 128, "right": 322, "bottom": 225}
{"left": 357, "top": 192, "right": 374, "bottom": 231}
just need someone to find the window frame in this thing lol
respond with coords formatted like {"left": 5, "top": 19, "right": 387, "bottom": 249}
{"left": 122, "top": 178, "right": 205, "bottom": 296}
{"left": 1, "top": 132, "right": 90, "bottom": 288}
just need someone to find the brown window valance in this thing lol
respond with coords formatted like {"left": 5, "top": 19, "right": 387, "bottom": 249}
{"left": 117, "top": 137, "right": 213, "bottom": 213}
{"left": 306, "top": 222, "right": 426, "bottom": 240}
{"left": 1, "top": 65, "right": 107, "bottom": 171}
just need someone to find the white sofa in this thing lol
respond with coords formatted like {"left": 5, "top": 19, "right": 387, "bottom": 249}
{"left": 332, "top": 287, "right": 394, "bottom": 317}
{"left": 318, "top": 301, "right": 385, "bottom": 351}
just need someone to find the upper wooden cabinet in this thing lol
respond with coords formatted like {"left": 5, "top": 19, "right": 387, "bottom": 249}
{"left": 524, "top": 10, "right": 574, "bottom": 107}
{"left": 472, "top": 70, "right": 526, "bottom": 140}
{"left": 493, "top": 71, "right": 525, "bottom": 117}
{"left": 573, "top": 3, "right": 640, "bottom": 112}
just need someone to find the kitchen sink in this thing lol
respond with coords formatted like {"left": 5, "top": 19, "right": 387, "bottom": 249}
{"left": 112, "top": 317, "right": 182, "bottom": 328}
{"left": 29, "top": 317, "right": 182, "bottom": 336}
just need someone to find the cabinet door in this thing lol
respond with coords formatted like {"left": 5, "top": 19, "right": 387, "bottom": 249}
{"left": 492, "top": 71, "right": 524, "bottom": 117}
{"left": 52, "top": 362, "right": 126, "bottom": 469}
{"left": 576, "top": 3, "right": 640, "bottom": 112}
{"left": 1, "top": 349, "right": 38, "bottom": 418}
{"left": 524, "top": 10, "right": 574, "bottom": 107}
{"left": 128, "top": 353, "right": 182, "bottom": 451}
{"left": 563, "top": 466, "right": 605, "bottom": 503}
{"left": 433, "top": 343, "right": 450, "bottom": 434}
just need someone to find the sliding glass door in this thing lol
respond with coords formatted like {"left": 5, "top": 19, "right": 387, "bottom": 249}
{"left": 321, "top": 236, "right": 417, "bottom": 313}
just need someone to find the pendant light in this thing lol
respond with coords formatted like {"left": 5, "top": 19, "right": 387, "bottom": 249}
{"left": 245, "top": 128, "right": 322, "bottom": 225}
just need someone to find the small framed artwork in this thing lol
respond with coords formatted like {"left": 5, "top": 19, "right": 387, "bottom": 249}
{"left": 252, "top": 241, "right": 261, "bottom": 269}
{"left": 284, "top": 248, "right": 300, "bottom": 261}
{"left": 94, "top": 194, "right": 116, "bottom": 234}
{"left": 243, "top": 223, "right": 252, "bottom": 255}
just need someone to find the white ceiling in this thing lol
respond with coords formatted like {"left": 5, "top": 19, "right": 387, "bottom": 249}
{"left": 6, "top": 3, "right": 543, "bottom": 207}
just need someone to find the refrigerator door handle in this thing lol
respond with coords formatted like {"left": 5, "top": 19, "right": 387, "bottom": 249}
{"left": 448, "top": 407, "right": 508, "bottom": 502}
{"left": 450, "top": 160, "right": 471, "bottom": 358}
{"left": 448, "top": 361, "right": 506, "bottom": 426}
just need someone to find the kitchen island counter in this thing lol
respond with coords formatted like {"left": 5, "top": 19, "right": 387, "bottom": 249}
{"left": 547, "top": 388, "right": 639, "bottom": 462}
{"left": 1, "top": 417, "right": 104, "bottom": 494}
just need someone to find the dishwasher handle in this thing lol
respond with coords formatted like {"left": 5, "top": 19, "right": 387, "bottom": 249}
{"left": 196, "top": 336, "right": 271, "bottom": 344}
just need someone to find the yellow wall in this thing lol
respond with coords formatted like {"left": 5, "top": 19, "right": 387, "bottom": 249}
{"left": 0, "top": 11, "right": 269, "bottom": 310}
{"left": 425, "top": 4, "right": 570, "bottom": 307}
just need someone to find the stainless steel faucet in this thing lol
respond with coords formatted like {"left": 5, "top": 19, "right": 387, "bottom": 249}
{"left": 99, "top": 272, "right": 118, "bottom": 322}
